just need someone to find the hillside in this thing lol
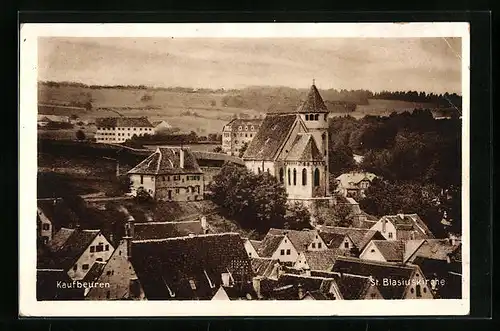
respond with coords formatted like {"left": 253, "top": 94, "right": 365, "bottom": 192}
{"left": 38, "top": 82, "right": 445, "bottom": 135}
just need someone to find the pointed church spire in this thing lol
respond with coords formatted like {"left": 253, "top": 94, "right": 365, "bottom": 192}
{"left": 296, "top": 81, "right": 328, "bottom": 113}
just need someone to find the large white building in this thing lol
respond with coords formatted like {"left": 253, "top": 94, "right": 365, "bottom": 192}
{"left": 222, "top": 118, "right": 263, "bottom": 156}
{"left": 95, "top": 117, "right": 155, "bottom": 143}
{"left": 242, "top": 83, "right": 330, "bottom": 205}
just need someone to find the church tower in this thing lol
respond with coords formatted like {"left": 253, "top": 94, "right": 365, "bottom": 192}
{"left": 296, "top": 81, "right": 330, "bottom": 194}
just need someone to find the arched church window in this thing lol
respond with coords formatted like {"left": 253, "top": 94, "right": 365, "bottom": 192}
{"left": 314, "top": 168, "right": 320, "bottom": 186}
{"left": 302, "top": 168, "right": 307, "bottom": 186}
{"left": 305, "top": 114, "right": 309, "bottom": 121}
{"left": 314, "top": 114, "right": 319, "bottom": 120}
{"left": 288, "top": 169, "right": 291, "bottom": 185}
{"left": 293, "top": 169, "right": 297, "bottom": 186}
{"left": 279, "top": 168, "right": 284, "bottom": 183}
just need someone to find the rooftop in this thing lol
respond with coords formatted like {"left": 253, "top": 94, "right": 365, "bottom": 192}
{"left": 127, "top": 147, "right": 203, "bottom": 175}
{"left": 96, "top": 116, "right": 154, "bottom": 128}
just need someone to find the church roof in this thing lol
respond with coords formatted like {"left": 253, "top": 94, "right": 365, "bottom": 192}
{"left": 127, "top": 147, "right": 202, "bottom": 175}
{"left": 284, "top": 133, "right": 324, "bottom": 162}
{"left": 243, "top": 114, "right": 297, "bottom": 161}
{"left": 296, "top": 84, "right": 329, "bottom": 114}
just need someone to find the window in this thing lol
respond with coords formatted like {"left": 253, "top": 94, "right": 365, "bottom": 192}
{"left": 175, "top": 188, "right": 180, "bottom": 194}
{"left": 370, "top": 248, "right": 375, "bottom": 253}
{"left": 90, "top": 246, "right": 95, "bottom": 253}
{"left": 312, "top": 243, "right": 316, "bottom": 249}
{"left": 251, "top": 126, "right": 254, "bottom": 130}
{"left": 189, "top": 279, "right": 197, "bottom": 290}
{"left": 238, "top": 126, "right": 242, "bottom": 131}
{"left": 288, "top": 169, "right": 291, "bottom": 185}
{"left": 302, "top": 168, "right": 307, "bottom": 185}
{"left": 245, "top": 134, "right": 248, "bottom": 137}
{"left": 258, "top": 167, "right": 261, "bottom": 174}
{"left": 280, "top": 249, "right": 285, "bottom": 255}
{"left": 314, "top": 168, "right": 320, "bottom": 186}
{"left": 382, "top": 220, "right": 387, "bottom": 233}
{"left": 105, "top": 244, "right": 109, "bottom": 251}
{"left": 82, "top": 264, "right": 90, "bottom": 270}
{"left": 42, "top": 223, "right": 50, "bottom": 231}
{"left": 305, "top": 114, "right": 309, "bottom": 121}
{"left": 318, "top": 243, "right": 322, "bottom": 249}
{"left": 279, "top": 168, "right": 284, "bottom": 183}
{"left": 286, "top": 249, "right": 291, "bottom": 255}
{"left": 107, "top": 271, "right": 112, "bottom": 276}
{"left": 388, "top": 232, "right": 393, "bottom": 239}
{"left": 345, "top": 242, "right": 350, "bottom": 249}
{"left": 96, "top": 258, "right": 103, "bottom": 262}
{"left": 410, "top": 288, "right": 415, "bottom": 294}
{"left": 140, "top": 175, "right": 144, "bottom": 184}
{"left": 324, "top": 114, "right": 327, "bottom": 121}
{"left": 73, "top": 265, "right": 77, "bottom": 271}
{"left": 96, "top": 244, "right": 104, "bottom": 252}
{"left": 314, "top": 114, "right": 319, "bottom": 120}
{"left": 167, "top": 176, "right": 171, "bottom": 181}
{"left": 423, "top": 287, "right": 427, "bottom": 293}
{"left": 245, "top": 126, "right": 248, "bottom": 131}
{"left": 293, "top": 168, "right": 297, "bottom": 185}
{"left": 416, "top": 285, "right": 422, "bottom": 297}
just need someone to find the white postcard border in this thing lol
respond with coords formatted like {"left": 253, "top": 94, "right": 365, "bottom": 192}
{"left": 19, "top": 22, "right": 470, "bottom": 317}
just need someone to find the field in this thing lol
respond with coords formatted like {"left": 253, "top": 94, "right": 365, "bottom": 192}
{"left": 38, "top": 83, "right": 442, "bottom": 137}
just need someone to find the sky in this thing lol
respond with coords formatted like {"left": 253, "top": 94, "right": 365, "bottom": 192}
{"left": 38, "top": 37, "right": 462, "bottom": 94}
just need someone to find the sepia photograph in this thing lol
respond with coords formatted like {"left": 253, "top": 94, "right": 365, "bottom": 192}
{"left": 19, "top": 22, "right": 470, "bottom": 316}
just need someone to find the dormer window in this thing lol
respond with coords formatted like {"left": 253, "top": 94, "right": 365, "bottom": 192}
{"left": 238, "top": 126, "right": 242, "bottom": 131}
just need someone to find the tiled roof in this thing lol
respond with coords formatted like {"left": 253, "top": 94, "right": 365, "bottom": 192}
{"left": 449, "top": 244, "right": 462, "bottom": 263}
{"left": 268, "top": 228, "right": 321, "bottom": 253}
{"left": 333, "top": 274, "right": 372, "bottom": 300}
{"left": 251, "top": 258, "right": 280, "bottom": 278}
{"left": 95, "top": 117, "right": 154, "bottom": 128}
{"left": 381, "top": 214, "right": 435, "bottom": 239}
{"left": 256, "top": 234, "right": 284, "bottom": 258}
{"left": 191, "top": 151, "right": 245, "bottom": 166}
{"left": 319, "top": 232, "right": 347, "bottom": 249}
{"left": 127, "top": 147, "right": 202, "bottom": 175}
{"left": 320, "top": 227, "right": 385, "bottom": 251}
{"left": 249, "top": 240, "right": 262, "bottom": 251}
{"left": 284, "top": 134, "right": 324, "bottom": 162}
{"left": 223, "top": 118, "right": 263, "bottom": 130}
{"left": 243, "top": 114, "right": 298, "bottom": 160}
{"left": 133, "top": 221, "right": 205, "bottom": 241}
{"left": 296, "top": 84, "right": 329, "bottom": 114}
{"left": 130, "top": 233, "right": 253, "bottom": 300}
{"left": 82, "top": 261, "right": 107, "bottom": 283}
{"left": 46, "top": 228, "right": 101, "bottom": 270}
{"left": 336, "top": 172, "right": 377, "bottom": 190}
{"left": 302, "top": 249, "right": 345, "bottom": 271}
{"left": 276, "top": 274, "right": 336, "bottom": 300}
{"left": 370, "top": 240, "right": 405, "bottom": 262}
{"left": 331, "top": 256, "right": 418, "bottom": 299}
{"left": 407, "top": 239, "right": 460, "bottom": 262}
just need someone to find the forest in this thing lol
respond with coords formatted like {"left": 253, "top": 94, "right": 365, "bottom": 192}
{"left": 327, "top": 110, "right": 462, "bottom": 236}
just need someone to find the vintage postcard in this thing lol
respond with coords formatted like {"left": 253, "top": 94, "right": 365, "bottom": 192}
{"left": 19, "top": 22, "right": 470, "bottom": 316}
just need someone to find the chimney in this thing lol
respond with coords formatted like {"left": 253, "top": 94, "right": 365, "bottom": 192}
{"left": 221, "top": 272, "right": 231, "bottom": 287}
{"left": 179, "top": 148, "right": 185, "bottom": 169}
{"left": 118, "top": 206, "right": 135, "bottom": 261}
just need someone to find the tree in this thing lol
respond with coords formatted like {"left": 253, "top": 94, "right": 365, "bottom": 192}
{"left": 208, "top": 163, "right": 290, "bottom": 232}
{"left": 284, "top": 202, "right": 312, "bottom": 230}
{"left": 238, "top": 142, "right": 249, "bottom": 158}
{"left": 75, "top": 130, "right": 86, "bottom": 141}
{"left": 213, "top": 146, "right": 223, "bottom": 153}
{"left": 328, "top": 144, "right": 357, "bottom": 177}
{"left": 117, "top": 175, "right": 132, "bottom": 195}
{"left": 333, "top": 203, "right": 354, "bottom": 227}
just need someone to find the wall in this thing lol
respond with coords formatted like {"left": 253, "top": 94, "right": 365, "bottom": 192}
{"left": 271, "top": 236, "right": 299, "bottom": 263}
{"left": 370, "top": 219, "right": 397, "bottom": 241}
{"left": 37, "top": 209, "right": 53, "bottom": 243}
{"left": 96, "top": 126, "right": 155, "bottom": 143}
{"left": 359, "top": 242, "right": 388, "bottom": 262}
{"left": 293, "top": 252, "right": 309, "bottom": 270}
{"left": 285, "top": 164, "right": 314, "bottom": 199}
{"left": 363, "top": 284, "right": 384, "bottom": 299}
{"left": 306, "top": 233, "right": 328, "bottom": 251}
{"left": 129, "top": 174, "right": 156, "bottom": 197}
{"left": 155, "top": 173, "right": 204, "bottom": 202}
{"left": 403, "top": 268, "right": 434, "bottom": 299}
{"left": 67, "top": 233, "right": 114, "bottom": 281}
{"left": 86, "top": 240, "right": 146, "bottom": 300}
{"left": 244, "top": 240, "right": 259, "bottom": 258}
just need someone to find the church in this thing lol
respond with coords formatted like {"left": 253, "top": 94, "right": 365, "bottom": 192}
{"left": 242, "top": 82, "right": 332, "bottom": 206}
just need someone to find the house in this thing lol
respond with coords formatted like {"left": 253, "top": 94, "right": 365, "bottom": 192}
{"left": 37, "top": 115, "right": 52, "bottom": 127}
{"left": 294, "top": 249, "right": 347, "bottom": 272}
{"left": 133, "top": 219, "right": 210, "bottom": 241}
{"left": 359, "top": 240, "right": 426, "bottom": 264}
{"left": 95, "top": 117, "right": 155, "bottom": 143}
{"left": 36, "top": 269, "right": 85, "bottom": 300}
{"left": 306, "top": 271, "right": 383, "bottom": 300}
{"left": 267, "top": 273, "right": 341, "bottom": 300}
{"left": 127, "top": 147, "right": 204, "bottom": 201}
{"left": 152, "top": 120, "right": 173, "bottom": 133}
{"left": 41, "top": 227, "right": 115, "bottom": 281}
{"left": 222, "top": 118, "right": 263, "bottom": 156}
{"left": 404, "top": 239, "right": 461, "bottom": 264}
{"left": 130, "top": 233, "right": 255, "bottom": 300}
{"left": 36, "top": 198, "right": 80, "bottom": 244}
{"left": 256, "top": 228, "right": 328, "bottom": 263}
{"left": 370, "top": 214, "right": 435, "bottom": 241}
{"left": 242, "top": 238, "right": 262, "bottom": 258}
{"left": 37, "top": 114, "right": 71, "bottom": 125}
{"left": 319, "top": 226, "right": 386, "bottom": 255}
{"left": 242, "top": 83, "right": 331, "bottom": 206}
{"left": 331, "top": 256, "right": 434, "bottom": 299}
{"left": 336, "top": 172, "right": 377, "bottom": 198}
{"left": 250, "top": 258, "right": 281, "bottom": 280}
{"left": 410, "top": 256, "right": 462, "bottom": 299}
{"left": 211, "top": 285, "right": 257, "bottom": 301}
